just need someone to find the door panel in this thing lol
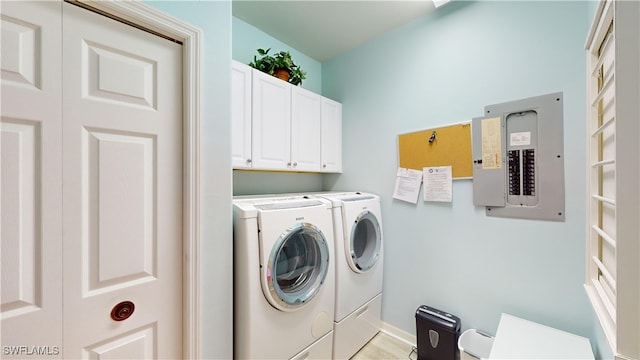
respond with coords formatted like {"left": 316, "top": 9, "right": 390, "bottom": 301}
{"left": 85, "top": 41, "right": 157, "bottom": 108}
{"left": 62, "top": 3, "right": 182, "bottom": 358}
{"left": 86, "top": 130, "right": 156, "bottom": 292}
{"left": 291, "top": 86, "right": 321, "bottom": 171}
{"left": 1, "top": 1, "right": 63, "bottom": 357}
{"left": 1, "top": 13, "right": 39, "bottom": 88}
{"left": 1, "top": 121, "right": 38, "bottom": 311}
{"left": 320, "top": 98, "right": 342, "bottom": 172}
{"left": 83, "top": 325, "right": 156, "bottom": 359}
{"left": 231, "top": 60, "right": 252, "bottom": 168}
{"left": 252, "top": 70, "right": 291, "bottom": 170}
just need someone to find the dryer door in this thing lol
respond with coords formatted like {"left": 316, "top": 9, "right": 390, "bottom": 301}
{"left": 265, "top": 223, "right": 330, "bottom": 311}
{"left": 347, "top": 210, "right": 382, "bottom": 273}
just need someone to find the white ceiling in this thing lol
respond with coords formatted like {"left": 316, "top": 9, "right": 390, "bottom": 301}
{"left": 232, "top": 1, "right": 437, "bottom": 62}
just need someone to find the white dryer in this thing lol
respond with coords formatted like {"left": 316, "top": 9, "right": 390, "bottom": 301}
{"left": 317, "top": 192, "right": 384, "bottom": 359}
{"left": 233, "top": 195, "right": 335, "bottom": 360}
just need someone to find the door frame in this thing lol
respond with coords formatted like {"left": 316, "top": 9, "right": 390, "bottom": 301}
{"left": 71, "top": 1, "right": 202, "bottom": 358}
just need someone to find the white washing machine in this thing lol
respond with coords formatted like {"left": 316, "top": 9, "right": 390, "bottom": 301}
{"left": 316, "top": 192, "right": 384, "bottom": 359}
{"left": 233, "top": 195, "right": 335, "bottom": 360}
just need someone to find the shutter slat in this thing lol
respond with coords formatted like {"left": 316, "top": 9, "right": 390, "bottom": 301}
{"left": 592, "top": 194, "right": 616, "bottom": 206}
{"left": 591, "top": 115, "right": 615, "bottom": 137}
{"left": 591, "top": 71, "right": 615, "bottom": 107}
{"left": 591, "top": 159, "right": 615, "bottom": 167}
{"left": 592, "top": 255, "right": 617, "bottom": 293}
{"left": 591, "top": 224, "right": 616, "bottom": 248}
{"left": 590, "top": 32, "right": 614, "bottom": 77}
{"left": 591, "top": 278, "right": 616, "bottom": 323}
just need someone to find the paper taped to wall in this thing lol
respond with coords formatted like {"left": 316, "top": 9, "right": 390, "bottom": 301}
{"left": 423, "top": 166, "right": 452, "bottom": 202}
{"left": 393, "top": 167, "right": 422, "bottom": 204}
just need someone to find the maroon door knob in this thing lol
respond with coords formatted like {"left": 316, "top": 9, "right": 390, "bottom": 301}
{"left": 111, "top": 301, "right": 135, "bottom": 321}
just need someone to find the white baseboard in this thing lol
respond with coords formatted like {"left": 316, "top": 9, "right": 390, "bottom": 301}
{"left": 380, "top": 321, "right": 417, "bottom": 347}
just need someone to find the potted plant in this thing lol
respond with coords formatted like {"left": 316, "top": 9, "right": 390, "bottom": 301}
{"left": 249, "top": 48, "right": 307, "bottom": 86}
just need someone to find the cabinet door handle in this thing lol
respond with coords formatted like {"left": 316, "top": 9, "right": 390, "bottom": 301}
{"left": 246, "top": 158, "right": 252, "bottom": 163}
{"left": 287, "top": 162, "right": 292, "bottom": 166}
{"left": 293, "top": 162, "right": 298, "bottom": 167}
{"left": 323, "top": 164, "right": 327, "bottom": 168}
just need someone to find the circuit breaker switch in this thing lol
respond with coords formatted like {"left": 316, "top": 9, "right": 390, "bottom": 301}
{"left": 508, "top": 150, "right": 521, "bottom": 196}
{"left": 522, "top": 149, "right": 536, "bottom": 196}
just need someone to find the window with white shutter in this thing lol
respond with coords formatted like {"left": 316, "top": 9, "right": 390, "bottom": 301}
{"left": 584, "top": 1, "right": 639, "bottom": 359}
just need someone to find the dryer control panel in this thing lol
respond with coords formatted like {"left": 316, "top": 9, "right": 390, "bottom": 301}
{"left": 472, "top": 92, "right": 565, "bottom": 221}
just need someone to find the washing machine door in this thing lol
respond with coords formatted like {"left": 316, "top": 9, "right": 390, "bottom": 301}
{"left": 264, "top": 222, "right": 330, "bottom": 311}
{"left": 347, "top": 210, "right": 382, "bottom": 273}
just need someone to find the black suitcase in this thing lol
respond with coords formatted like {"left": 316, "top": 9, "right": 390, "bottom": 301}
{"left": 415, "top": 305, "right": 461, "bottom": 360}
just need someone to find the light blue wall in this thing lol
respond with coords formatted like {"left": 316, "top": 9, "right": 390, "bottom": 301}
{"left": 232, "top": 17, "right": 322, "bottom": 94}
{"left": 323, "top": 0, "right": 595, "bottom": 349}
{"left": 232, "top": 17, "right": 325, "bottom": 195}
{"left": 142, "top": 2, "right": 233, "bottom": 359}
{"left": 233, "top": 170, "right": 323, "bottom": 196}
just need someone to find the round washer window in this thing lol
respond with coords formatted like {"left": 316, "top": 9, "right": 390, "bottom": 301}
{"left": 266, "top": 223, "right": 329, "bottom": 310}
{"left": 349, "top": 211, "right": 381, "bottom": 272}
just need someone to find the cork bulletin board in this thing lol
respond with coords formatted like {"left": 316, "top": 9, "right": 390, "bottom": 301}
{"left": 397, "top": 122, "right": 473, "bottom": 179}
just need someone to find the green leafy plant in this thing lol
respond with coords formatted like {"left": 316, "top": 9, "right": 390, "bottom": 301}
{"left": 249, "top": 48, "right": 306, "bottom": 86}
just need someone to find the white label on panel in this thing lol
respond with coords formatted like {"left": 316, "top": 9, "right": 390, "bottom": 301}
{"left": 509, "top": 132, "right": 531, "bottom": 146}
{"left": 481, "top": 117, "right": 502, "bottom": 169}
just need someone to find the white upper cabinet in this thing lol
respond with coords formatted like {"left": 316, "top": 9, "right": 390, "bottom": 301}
{"left": 291, "top": 86, "right": 322, "bottom": 171}
{"left": 231, "top": 60, "right": 342, "bottom": 173}
{"left": 321, "top": 97, "right": 342, "bottom": 173}
{"left": 251, "top": 68, "right": 292, "bottom": 170}
{"left": 231, "top": 61, "right": 253, "bottom": 168}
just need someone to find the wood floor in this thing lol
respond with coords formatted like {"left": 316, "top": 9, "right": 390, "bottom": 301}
{"left": 351, "top": 331, "right": 415, "bottom": 360}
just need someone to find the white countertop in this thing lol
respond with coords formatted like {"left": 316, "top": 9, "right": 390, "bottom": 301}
{"left": 489, "top": 313, "right": 594, "bottom": 359}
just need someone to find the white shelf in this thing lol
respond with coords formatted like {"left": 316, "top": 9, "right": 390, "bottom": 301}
{"left": 489, "top": 313, "right": 594, "bottom": 359}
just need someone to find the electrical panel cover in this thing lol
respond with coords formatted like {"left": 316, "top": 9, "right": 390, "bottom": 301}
{"left": 472, "top": 92, "right": 565, "bottom": 221}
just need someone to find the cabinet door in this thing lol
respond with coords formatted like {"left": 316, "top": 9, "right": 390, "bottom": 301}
{"left": 231, "top": 61, "right": 252, "bottom": 169}
{"left": 321, "top": 97, "right": 342, "bottom": 173}
{"left": 251, "top": 70, "right": 291, "bottom": 170}
{"left": 291, "top": 86, "right": 321, "bottom": 171}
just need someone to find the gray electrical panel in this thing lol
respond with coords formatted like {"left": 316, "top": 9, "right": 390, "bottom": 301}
{"left": 472, "top": 92, "right": 565, "bottom": 221}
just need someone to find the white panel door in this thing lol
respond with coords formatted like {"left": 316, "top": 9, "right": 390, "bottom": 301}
{"left": 62, "top": 3, "right": 182, "bottom": 358}
{"left": 231, "top": 60, "right": 253, "bottom": 169}
{"left": 320, "top": 97, "right": 342, "bottom": 173}
{"left": 251, "top": 69, "right": 291, "bottom": 170}
{"left": 1, "top": 1, "right": 63, "bottom": 357}
{"left": 291, "top": 86, "right": 321, "bottom": 172}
